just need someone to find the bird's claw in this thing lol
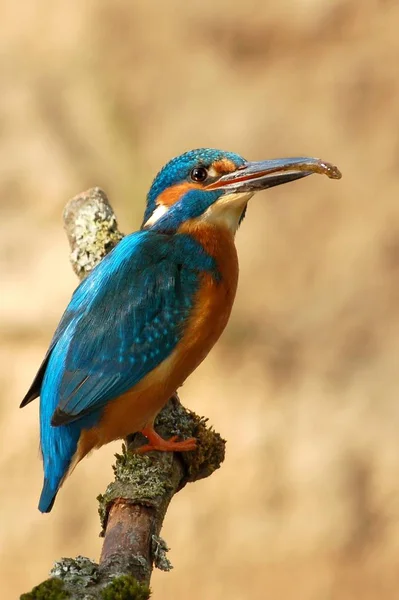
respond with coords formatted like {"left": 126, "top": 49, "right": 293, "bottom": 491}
{"left": 136, "top": 429, "right": 197, "bottom": 454}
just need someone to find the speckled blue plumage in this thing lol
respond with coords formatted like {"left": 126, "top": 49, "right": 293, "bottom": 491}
{"left": 143, "top": 148, "right": 245, "bottom": 225}
{"left": 35, "top": 231, "right": 219, "bottom": 512}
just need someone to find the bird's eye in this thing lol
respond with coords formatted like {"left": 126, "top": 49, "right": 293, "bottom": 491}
{"left": 190, "top": 167, "right": 208, "bottom": 182}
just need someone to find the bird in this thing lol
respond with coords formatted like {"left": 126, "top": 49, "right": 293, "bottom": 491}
{"left": 20, "top": 148, "right": 341, "bottom": 512}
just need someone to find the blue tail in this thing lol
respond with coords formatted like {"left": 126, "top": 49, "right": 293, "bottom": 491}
{"left": 39, "top": 323, "right": 81, "bottom": 513}
{"left": 39, "top": 477, "right": 61, "bottom": 513}
{"left": 38, "top": 451, "right": 76, "bottom": 513}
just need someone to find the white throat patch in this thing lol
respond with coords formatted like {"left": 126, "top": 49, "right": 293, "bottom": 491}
{"left": 200, "top": 192, "right": 253, "bottom": 234}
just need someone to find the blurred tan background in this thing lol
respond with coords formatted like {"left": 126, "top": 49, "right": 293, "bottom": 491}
{"left": 2, "top": 0, "right": 399, "bottom": 598}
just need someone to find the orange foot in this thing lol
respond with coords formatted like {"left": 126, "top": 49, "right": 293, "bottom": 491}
{"left": 136, "top": 425, "right": 197, "bottom": 454}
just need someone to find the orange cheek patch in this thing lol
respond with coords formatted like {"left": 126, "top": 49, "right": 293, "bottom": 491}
{"left": 212, "top": 159, "right": 237, "bottom": 174}
{"left": 157, "top": 182, "right": 202, "bottom": 207}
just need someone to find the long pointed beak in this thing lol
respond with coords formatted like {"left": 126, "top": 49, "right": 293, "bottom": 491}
{"left": 206, "top": 157, "right": 342, "bottom": 193}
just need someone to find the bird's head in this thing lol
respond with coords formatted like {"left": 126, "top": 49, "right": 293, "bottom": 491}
{"left": 142, "top": 148, "right": 341, "bottom": 234}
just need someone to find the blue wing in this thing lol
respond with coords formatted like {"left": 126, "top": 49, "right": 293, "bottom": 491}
{"left": 37, "top": 231, "right": 217, "bottom": 426}
{"left": 24, "top": 229, "right": 218, "bottom": 512}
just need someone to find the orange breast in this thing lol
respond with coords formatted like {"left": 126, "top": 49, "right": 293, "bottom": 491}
{"left": 172, "top": 220, "right": 239, "bottom": 376}
{"left": 76, "top": 222, "right": 239, "bottom": 461}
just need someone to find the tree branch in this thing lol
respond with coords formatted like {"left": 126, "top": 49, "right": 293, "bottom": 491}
{"left": 21, "top": 188, "right": 225, "bottom": 600}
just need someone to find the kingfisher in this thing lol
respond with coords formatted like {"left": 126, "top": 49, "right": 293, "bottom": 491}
{"left": 20, "top": 148, "right": 341, "bottom": 512}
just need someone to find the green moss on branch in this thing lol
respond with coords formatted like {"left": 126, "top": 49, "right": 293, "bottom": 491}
{"left": 100, "top": 575, "right": 150, "bottom": 600}
{"left": 20, "top": 578, "right": 69, "bottom": 600}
